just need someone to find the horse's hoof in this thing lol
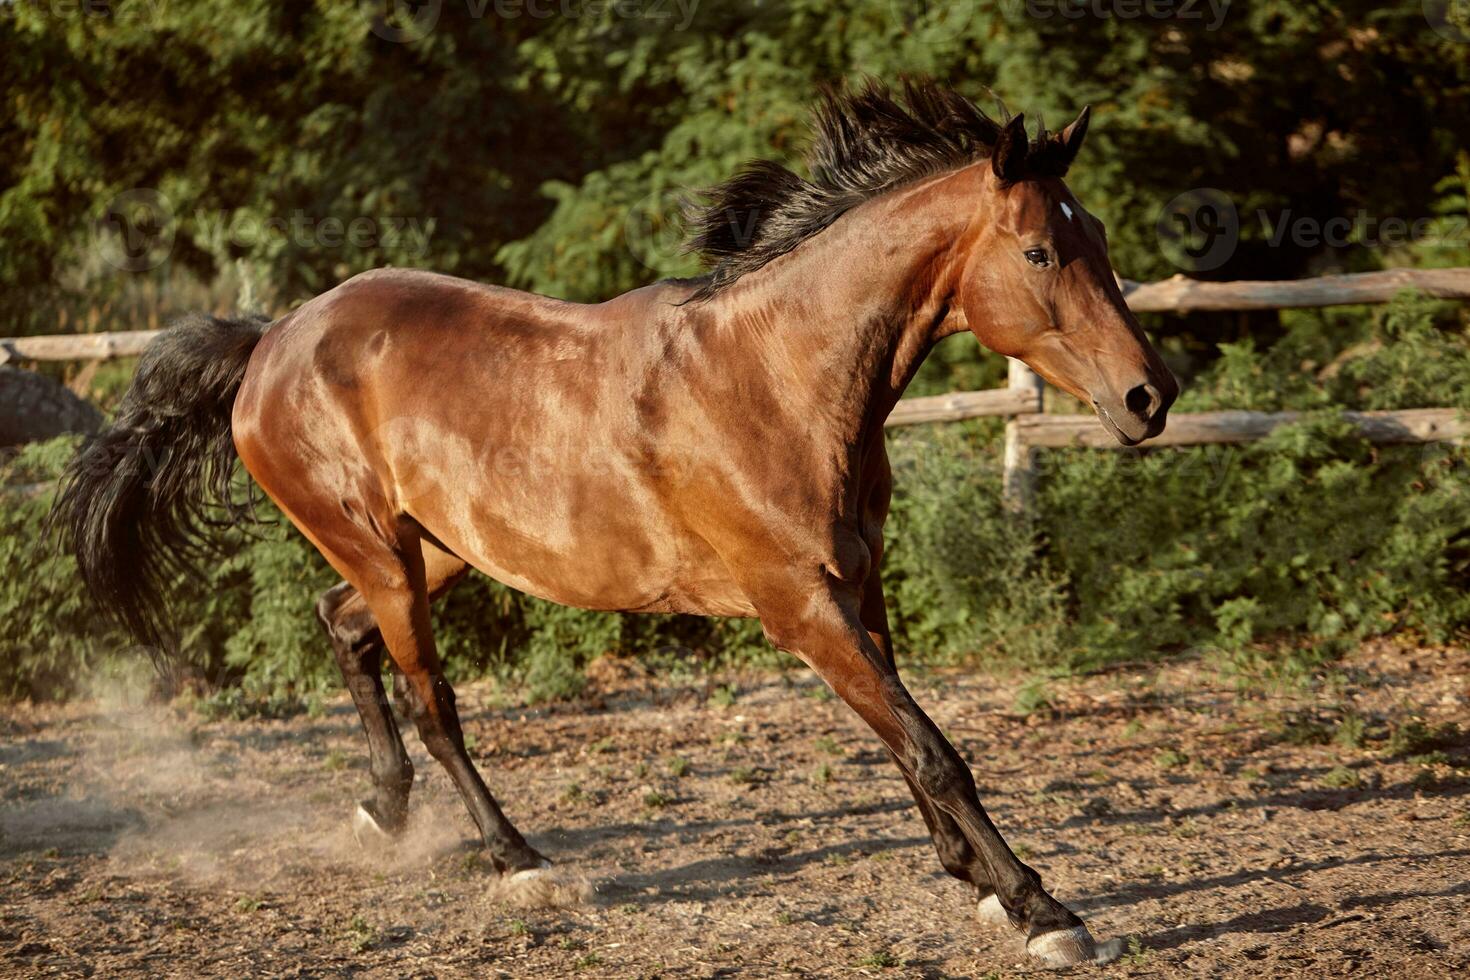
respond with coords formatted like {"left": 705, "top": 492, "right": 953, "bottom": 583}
{"left": 351, "top": 802, "right": 396, "bottom": 848}
{"left": 976, "top": 893, "right": 1014, "bottom": 930}
{"left": 491, "top": 865, "right": 594, "bottom": 909}
{"left": 1026, "top": 925, "right": 1104, "bottom": 967}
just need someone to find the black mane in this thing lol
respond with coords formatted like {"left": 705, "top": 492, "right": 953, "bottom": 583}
{"left": 683, "top": 78, "right": 1079, "bottom": 300}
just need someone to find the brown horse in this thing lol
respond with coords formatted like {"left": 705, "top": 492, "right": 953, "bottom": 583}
{"left": 52, "top": 80, "right": 1175, "bottom": 967}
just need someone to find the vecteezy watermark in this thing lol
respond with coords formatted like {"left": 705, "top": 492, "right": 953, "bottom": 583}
{"left": 1424, "top": 0, "right": 1470, "bottom": 42}
{"left": 1156, "top": 188, "right": 1239, "bottom": 272}
{"left": 194, "top": 209, "right": 435, "bottom": 259}
{"left": 1156, "top": 187, "right": 1469, "bottom": 271}
{"left": 360, "top": 0, "right": 699, "bottom": 43}
{"left": 1023, "top": 0, "right": 1232, "bottom": 30}
{"left": 94, "top": 188, "right": 177, "bottom": 273}
{"left": 1259, "top": 210, "right": 1464, "bottom": 250}
{"left": 623, "top": 187, "right": 692, "bottom": 273}
{"left": 85, "top": 188, "right": 435, "bottom": 274}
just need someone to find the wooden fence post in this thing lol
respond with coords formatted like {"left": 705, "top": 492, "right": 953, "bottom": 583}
{"left": 1003, "top": 357, "right": 1045, "bottom": 514}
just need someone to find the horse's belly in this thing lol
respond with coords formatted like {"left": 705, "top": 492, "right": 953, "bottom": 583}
{"left": 411, "top": 475, "right": 756, "bottom": 619}
{"left": 452, "top": 536, "right": 756, "bottom": 619}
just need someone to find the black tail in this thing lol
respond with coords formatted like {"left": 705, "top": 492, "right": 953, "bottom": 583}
{"left": 47, "top": 313, "right": 268, "bottom": 654}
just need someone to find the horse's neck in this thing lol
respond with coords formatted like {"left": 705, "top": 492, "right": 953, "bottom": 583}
{"left": 702, "top": 184, "right": 963, "bottom": 447}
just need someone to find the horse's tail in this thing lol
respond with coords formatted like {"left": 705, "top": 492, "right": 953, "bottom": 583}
{"left": 46, "top": 312, "right": 269, "bottom": 654}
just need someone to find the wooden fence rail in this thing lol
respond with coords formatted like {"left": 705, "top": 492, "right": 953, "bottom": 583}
{"left": 7, "top": 268, "right": 1469, "bottom": 366}
{"left": 4, "top": 267, "right": 1467, "bottom": 514}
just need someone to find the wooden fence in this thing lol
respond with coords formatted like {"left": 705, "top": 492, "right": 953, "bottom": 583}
{"left": 4, "top": 268, "right": 1469, "bottom": 512}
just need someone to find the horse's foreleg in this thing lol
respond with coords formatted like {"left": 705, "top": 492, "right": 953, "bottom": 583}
{"left": 860, "top": 575, "right": 1008, "bottom": 923}
{"left": 759, "top": 575, "right": 1105, "bottom": 967}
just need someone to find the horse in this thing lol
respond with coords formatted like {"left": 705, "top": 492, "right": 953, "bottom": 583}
{"left": 51, "top": 79, "right": 1176, "bottom": 967}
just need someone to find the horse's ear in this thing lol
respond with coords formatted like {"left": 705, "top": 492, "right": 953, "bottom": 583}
{"left": 992, "top": 113, "right": 1029, "bottom": 184}
{"left": 1060, "top": 105, "right": 1091, "bottom": 166}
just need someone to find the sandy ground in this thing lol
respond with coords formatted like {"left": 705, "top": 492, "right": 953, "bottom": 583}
{"left": 1, "top": 641, "right": 1467, "bottom": 978}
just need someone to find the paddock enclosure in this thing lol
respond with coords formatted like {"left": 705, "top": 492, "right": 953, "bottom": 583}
{"left": 6, "top": 2, "right": 1470, "bottom": 975}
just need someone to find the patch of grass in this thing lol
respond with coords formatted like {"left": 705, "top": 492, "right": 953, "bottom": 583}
{"left": 574, "top": 953, "right": 602, "bottom": 969}
{"left": 709, "top": 685, "right": 737, "bottom": 708}
{"left": 1013, "top": 676, "right": 1052, "bottom": 716}
{"left": 814, "top": 735, "right": 845, "bottom": 756}
{"left": 728, "top": 765, "right": 761, "bottom": 786}
{"left": 1407, "top": 751, "right": 1450, "bottom": 766}
{"left": 588, "top": 736, "right": 615, "bottom": 754}
{"left": 855, "top": 949, "right": 900, "bottom": 968}
{"left": 775, "top": 910, "right": 796, "bottom": 925}
{"left": 1273, "top": 711, "right": 1333, "bottom": 746}
{"left": 346, "top": 915, "right": 377, "bottom": 953}
{"left": 1168, "top": 818, "right": 1200, "bottom": 839}
{"left": 193, "top": 688, "right": 305, "bottom": 722}
{"left": 1320, "top": 765, "right": 1362, "bottom": 789}
{"left": 1011, "top": 842, "right": 1032, "bottom": 861}
{"left": 643, "top": 789, "right": 671, "bottom": 809}
{"left": 1335, "top": 712, "right": 1369, "bottom": 749}
{"left": 667, "top": 756, "right": 690, "bottom": 778}
{"left": 1154, "top": 748, "right": 1189, "bottom": 770}
{"left": 507, "top": 918, "right": 530, "bottom": 936}
{"left": 1387, "top": 720, "right": 1462, "bottom": 758}
{"left": 824, "top": 852, "right": 852, "bottom": 867}
{"left": 1121, "top": 935, "right": 1150, "bottom": 966}
{"left": 322, "top": 749, "right": 349, "bottom": 772}
{"left": 1121, "top": 718, "right": 1146, "bottom": 739}
{"left": 561, "top": 782, "right": 588, "bottom": 805}
{"left": 812, "top": 762, "right": 834, "bottom": 785}
{"left": 233, "top": 895, "right": 263, "bottom": 913}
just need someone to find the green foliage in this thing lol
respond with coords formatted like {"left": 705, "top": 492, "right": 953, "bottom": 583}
{"left": 5, "top": 4, "right": 1470, "bottom": 701}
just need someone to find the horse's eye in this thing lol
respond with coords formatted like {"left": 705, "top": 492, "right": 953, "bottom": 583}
{"left": 1024, "top": 247, "right": 1051, "bottom": 268}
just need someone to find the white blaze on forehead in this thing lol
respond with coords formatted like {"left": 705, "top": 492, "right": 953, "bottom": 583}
{"left": 1060, "top": 202, "right": 1075, "bottom": 222}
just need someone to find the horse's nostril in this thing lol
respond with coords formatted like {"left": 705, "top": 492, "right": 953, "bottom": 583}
{"left": 1124, "top": 383, "right": 1161, "bottom": 420}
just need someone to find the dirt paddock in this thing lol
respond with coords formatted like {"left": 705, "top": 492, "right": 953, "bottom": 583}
{"left": 2, "top": 643, "right": 1467, "bottom": 978}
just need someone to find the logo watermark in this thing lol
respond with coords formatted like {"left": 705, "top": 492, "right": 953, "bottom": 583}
{"left": 1424, "top": 0, "right": 1470, "bottom": 42}
{"left": 1156, "top": 188, "right": 1239, "bottom": 272}
{"left": 1157, "top": 188, "right": 1469, "bottom": 271}
{"left": 86, "top": 188, "right": 435, "bottom": 274}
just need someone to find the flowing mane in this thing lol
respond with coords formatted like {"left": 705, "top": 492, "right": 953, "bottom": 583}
{"left": 683, "top": 77, "right": 1081, "bottom": 300}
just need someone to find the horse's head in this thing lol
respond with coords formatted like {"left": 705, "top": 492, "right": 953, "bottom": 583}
{"left": 956, "top": 110, "right": 1177, "bottom": 445}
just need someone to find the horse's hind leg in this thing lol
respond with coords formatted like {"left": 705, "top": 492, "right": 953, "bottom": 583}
{"left": 317, "top": 544, "right": 469, "bottom": 841}
{"left": 335, "top": 525, "right": 548, "bottom": 875}
{"left": 317, "top": 580, "right": 414, "bottom": 842}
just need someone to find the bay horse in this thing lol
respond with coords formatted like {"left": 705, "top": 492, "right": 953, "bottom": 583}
{"left": 52, "top": 79, "right": 1175, "bottom": 967}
